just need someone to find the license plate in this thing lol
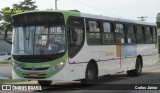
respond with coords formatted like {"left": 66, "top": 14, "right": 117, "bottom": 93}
{"left": 29, "top": 73, "right": 39, "bottom": 77}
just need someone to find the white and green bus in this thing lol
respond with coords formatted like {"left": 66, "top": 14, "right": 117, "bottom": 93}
{"left": 5, "top": 10, "right": 159, "bottom": 85}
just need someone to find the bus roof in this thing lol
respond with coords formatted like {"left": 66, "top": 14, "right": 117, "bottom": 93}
{"left": 81, "top": 13, "right": 156, "bottom": 26}
{"left": 13, "top": 10, "right": 80, "bottom": 16}
{"left": 13, "top": 10, "right": 156, "bottom": 26}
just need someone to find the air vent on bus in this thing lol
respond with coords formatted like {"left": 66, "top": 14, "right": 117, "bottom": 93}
{"left": 69, "top": 10, "right": 80, "bottom": 12}
{"left": 22, "top": 73, "right": 46, "bottom": 79}
{"left": 22, "top": 67, "right": 49, "bottom": 70}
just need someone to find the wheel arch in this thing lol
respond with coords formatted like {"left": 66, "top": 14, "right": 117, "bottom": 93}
{"left": 87, "top": 59, "right": 98, "bottom": 77}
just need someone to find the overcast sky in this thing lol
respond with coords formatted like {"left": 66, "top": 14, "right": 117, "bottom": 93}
{"left": 0, "top": 0, "right": 159, "bottom": 23}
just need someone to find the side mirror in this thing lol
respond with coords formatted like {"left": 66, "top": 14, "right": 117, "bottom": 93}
{"left": 4, "top": 24, "right": 12, "bottom": 44}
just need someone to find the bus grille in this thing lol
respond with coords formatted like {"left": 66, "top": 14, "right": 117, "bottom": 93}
{"left": 21, "top": 67, "right": 49, "bottom": 70}
{"left": 22, "top": 73, "right": 46, "bottom": 79}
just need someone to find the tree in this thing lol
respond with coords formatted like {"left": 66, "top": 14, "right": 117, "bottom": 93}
{"left": 0, "top": 13, "right": 3, "bottom": 31}
{"left": 0, "top": 7, "right": 11, "bottom": 32}
{"left": 157, "top": 13, "right": 160, "bottom": 28}
{"left": 0, "top": 13, "right": 2, "bottom": 21}
{"left": 0, "top": 0, "right": 38, "bottom": 32}
{"left": 12, "top": 0, "right": 37, "bottom": 12}
{"left": 1, "top": 7, "right": 12, "bottom": 23}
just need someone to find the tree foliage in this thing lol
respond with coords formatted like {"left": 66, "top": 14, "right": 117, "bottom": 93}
{"left": 0, "top": 0, "right": 37, "bottom": 32}
{"left": 1, "top": 7, "right": 12, "bottom": 23}
{"left": 12, "top": 0, "right": 37, "bottom": 12}
{"left": 0, "top": 13, "right": 2, "bottom": 21}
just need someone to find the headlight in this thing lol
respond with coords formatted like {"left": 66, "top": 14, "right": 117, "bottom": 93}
{"left": 47, "top": 61, "right": 66, "bottom": 72}
{"left": 59, "top": 61, "right": 66, "bottom": 67}
{"left": 14, "top": 65, "right": 23, "bottom": 72}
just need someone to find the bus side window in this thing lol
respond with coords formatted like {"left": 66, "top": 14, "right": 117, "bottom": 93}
{"left": 67, "top": 16, "right": 85, "bottom": 58}
{"left": 114, "top": 23, "right": 125, "bottom": 44}
{"left": 68, "top": 28, "right": 83, "bottom": 46}
{"left": 87, "top": 20, "right": 101, "bottom": 45}
{"left": 152, "top": 27, "right": 157, "bottom": 43}
{"left": 127, "top": 25, "right": 136, "bottom": 43}
{"left": 74, "top": 28, "right": 84, "bottom": 46}
{"left": 67, "top": 27, "right": 74, "bottom": 46}
{"left": 72, "top": 30, "right": 78, "bottom": 42}
{"left": 136, "top": 25, "right": 145, "bottom": 44}
{"left": 102, "top": 22, "right": 114, "bottom": 44}
{"left": 145, "top": 26, "right": 153, "bottom": 44}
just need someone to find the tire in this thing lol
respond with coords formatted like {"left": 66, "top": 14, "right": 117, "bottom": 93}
{"left": 127, "top": 58, "right": 142, "bottom": 76}
{"left": 127, "top": 70, "right": 134, "bottom": 76}
{"left": 81, "top": 63, "right": 97, "bottom": 85}
{"left": 38, "top": 80, "right": 52, "bottom": 86}
{"left": 134, "top": 58, "right": 142, "bottom": 76}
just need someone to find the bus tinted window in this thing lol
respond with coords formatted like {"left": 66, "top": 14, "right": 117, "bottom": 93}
{"left": 103, "top": 22, "right": 111, "bottom": 32}
{"left": 102, "top": 22, "right": 114, "bottom": 44}
{"left": 67, "top": 17, "right": 84, "bottom": 28}
{"left": 87, "top": 20, "right": 101, "bottom": 45}
{"left": 115, "top": 23, "right": 125, "bottom": 43}
{"left": 145, "top": 27, "right": 153, "bottom": 43}
{"left": 152, "top": 27, "right": 156, "bottom": 35}
{"left": 115, "top": 24, "right": 124, "bottom": 33}
{"left": 136, "top": 26, "right": 143, "bottom": 34}
{"left": 67, "top": 17, "right": 85, "bottom": 58}
{"left": 127, "top": 25, "right": 134, "bottom": 34}
{"left": 152, "top": 27, "right": 157, "bottom": 43}
{"left": 145, "top": 27, "right": 151, "bottom": 34}
{"left": 88, "top": 21, "right": 100, "bottom": 32}
{"left": 136, "top": 26, "right": 145, "bottom": 43}
{"left": 13, "top": 12, "right": 64, "bottom": 25}
{"left": 127, "top": 25, "right": 136, "bottom": 43}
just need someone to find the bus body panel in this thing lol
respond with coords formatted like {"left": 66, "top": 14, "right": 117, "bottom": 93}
{"left": 69, "top": 42, "right": 134, "bottom": 78}
{"left": 137, "top": 44, "right": 158, "bottom": 67}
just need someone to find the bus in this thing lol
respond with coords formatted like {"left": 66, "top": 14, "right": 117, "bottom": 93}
{"left": 5, "top": 10, "right": 159, "bottom": 85}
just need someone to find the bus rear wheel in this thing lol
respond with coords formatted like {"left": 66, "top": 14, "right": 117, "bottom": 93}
{"left": 81, "top": 63, "right": 97, "bottom": 85}
{"left": 38, "top": 80, "right": 52, "bottom": 86}
{"left": 127, "top": 58, "right": 142, "bottom": 76}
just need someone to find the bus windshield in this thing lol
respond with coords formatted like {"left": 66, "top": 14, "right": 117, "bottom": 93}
{"left": 13, "top": 25, "right": 66, "bottom": 55}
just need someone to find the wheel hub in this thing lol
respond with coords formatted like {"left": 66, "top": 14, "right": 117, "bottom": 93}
{"left": 87, "top": 70, "right": 94, "bottom": 80}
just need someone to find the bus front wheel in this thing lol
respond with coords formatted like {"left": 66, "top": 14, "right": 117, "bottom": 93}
{"left": 38, "top": 80, "right": 52, "bottom": 86}
{"left": 81, "top": 63, "right": 97, "bottom": 85}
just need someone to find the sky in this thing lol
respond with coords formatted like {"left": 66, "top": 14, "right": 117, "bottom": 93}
{"left": 0, "top": 0, "right": 160, "bottom": 23}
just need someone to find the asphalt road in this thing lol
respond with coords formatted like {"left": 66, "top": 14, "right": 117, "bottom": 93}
{"left": 36, "top": 62, "right": 160, "bottom": 93}
{"left": 0, "top": 63, "right": 160, "bottom": 93}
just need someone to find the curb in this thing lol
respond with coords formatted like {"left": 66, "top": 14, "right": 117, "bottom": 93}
{"left": 0, "top": 77, "right": 9, "bottom": 79}
{"left": 0, "top": 62, "right": 10, "bottom": 64}
{"left": 155, "top": 61, "right": 160, "bottom": 64}
{"left": 0, "top": 62, "right": 11, "bottom": 66}
{"left": 13, "top": 81, "right": 37, "bottom": 84}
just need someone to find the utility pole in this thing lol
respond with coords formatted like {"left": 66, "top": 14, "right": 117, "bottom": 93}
{"left": 137, "top": 16, "right": 148, "bottom": 21}
{"left": 55, "top": 0, "right": 58, "bottom": 10}
{"left": 157, "top": 13, "right": 160, "bottom": 28}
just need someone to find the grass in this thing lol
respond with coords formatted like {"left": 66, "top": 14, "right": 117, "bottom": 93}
{"left": 0, "top": 61, "right": 33, "bottom": 84}
{"left": 0, "top": 60, "right": 11, "bottom": 63}
{"left": 0, "top": 79, "right": 28, "bottom": 84}
{"left": 0, "top": 60, "right": 30, "bottom": 84}
{"left": 0, "top": 60, "right": 27, "bottom": 84}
